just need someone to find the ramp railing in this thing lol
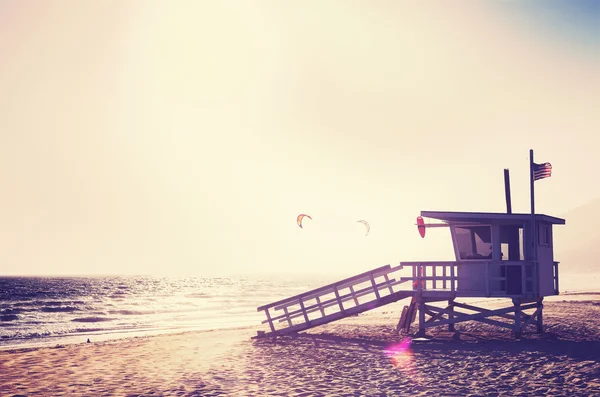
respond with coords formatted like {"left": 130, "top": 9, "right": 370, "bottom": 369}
{"left": 256, "top": 264, "right": 411, "bottom": 337}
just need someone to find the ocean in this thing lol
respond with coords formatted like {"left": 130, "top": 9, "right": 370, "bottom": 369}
{"left": 0, "top": 274, "right": 333, "bottom": 350}
{"left": 1, "top": 271, "right": 597, "bottom": 350}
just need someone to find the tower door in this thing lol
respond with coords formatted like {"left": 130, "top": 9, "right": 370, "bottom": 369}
{"left": 505, "top": 265, "right": 522, "bottom": 295}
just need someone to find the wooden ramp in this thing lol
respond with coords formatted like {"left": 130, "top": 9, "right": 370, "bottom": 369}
{"left": 255, "top": 264, "right": 413, "bottom": 338}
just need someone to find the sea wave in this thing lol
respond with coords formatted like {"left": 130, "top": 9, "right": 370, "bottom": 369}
{"left": 184, "top": 293, "right": 211, "bottom": 298}
{"left": 41, "top": 306, "right": 80, "bottom": 313}
{"left": 107, "top": 310, "right": 152, "bottom": 316}
{"left": 71, "top": 317, "right": 116, "bottom": 323}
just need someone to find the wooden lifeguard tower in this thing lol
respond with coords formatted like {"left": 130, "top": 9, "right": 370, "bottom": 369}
{"left": 397, "top": 209, "right": 565, "bottom": 337}
{"left": 254, "top": 150, "right": 565, "bottom": 338}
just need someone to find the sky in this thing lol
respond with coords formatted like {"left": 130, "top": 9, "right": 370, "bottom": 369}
{"left": 0, "top": 1, "right": 599, "bottom": 276}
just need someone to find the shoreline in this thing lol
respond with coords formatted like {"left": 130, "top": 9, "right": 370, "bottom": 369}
{"left": 2, "top": 292, "right": 599, "bottom": 352}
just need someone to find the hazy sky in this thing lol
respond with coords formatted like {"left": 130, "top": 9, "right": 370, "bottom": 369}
{"left": 1, "top": 1, "right": 599, "bottom": 276}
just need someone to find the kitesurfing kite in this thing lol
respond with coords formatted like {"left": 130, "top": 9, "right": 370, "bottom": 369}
{"left": 356, "top": 220, "right": 370, "bottom": 236}
{"left": 297, "top": 214, "right": 312, "bottom": 229}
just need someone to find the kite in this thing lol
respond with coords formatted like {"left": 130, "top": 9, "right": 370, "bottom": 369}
{"left": 357, "top": 220, "right": 370, "bottom": 236}
{"left": 297, "top": 214, "right": 312, "bottom": 229}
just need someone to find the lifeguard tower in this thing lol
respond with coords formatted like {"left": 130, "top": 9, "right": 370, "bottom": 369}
{"left": 254, "top": 151, "right": 565, "bottom": 338}
{"left": 396, "top": 209, "right": 565, "bottom": 337}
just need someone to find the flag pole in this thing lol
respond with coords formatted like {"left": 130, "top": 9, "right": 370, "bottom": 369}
{"left": 504, "top": 168, "right": 512, "bottom": 214}
{"left": 529, "top": 149, "right": 536, "bottom": 262}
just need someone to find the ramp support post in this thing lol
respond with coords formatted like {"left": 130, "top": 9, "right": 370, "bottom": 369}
{"left": 536, "top": 298, "right": 544, "bottom": 334}
{"left": 417, "top": 296, "right": 426, "bottom": 337}
{"left": 448, "top": 299, "right": 455, "bottom": 332}
{"left": 513, "top": 298, "right": 521, "bottom": 338}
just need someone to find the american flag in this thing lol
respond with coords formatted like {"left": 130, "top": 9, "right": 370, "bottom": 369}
{"left": 533, "top": 162, "right": 552, "bottom": 181}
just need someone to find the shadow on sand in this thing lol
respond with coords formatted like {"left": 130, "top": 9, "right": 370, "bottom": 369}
{"left": 254, "top": 327, "right": 600, "bottom": 362}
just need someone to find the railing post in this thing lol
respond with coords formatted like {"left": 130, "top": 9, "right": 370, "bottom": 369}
{"left": 370, "top": 274, "right": 381, "bottom": 299}
{"left": 417, "top": 298, "right": 426, "bottom": 337}
{"left": 448, "top": 299, "right": 455, "bottom": 332}
{"left": 298, "top": 299, "right": 310, "bottom": 325}
{"left": 333, "top": 286, "right": 345, "bottom": 314}
{"left": 513, "top": 298, "right": 521, "bottom": 338}
{"left": 383, "top": 273, "right": 394, "bottom": 295}
{"left": 450, "top": 263, "right": 456, "bottom": 292}
{"left": 264, "top": 309, "right": 275, "bottom": 333}
{"left": 349, "top": 286, "right": 359, "bottom": 306}
{"left": 283, "top": 307, "right": 292, "bottom": 326}
{"left": 432, "top": 266, "right": 437, "bottom": 290}
{"left": 443, "top": 265, "right": 447, "bottom": 289}
{"left": 316, "top": 296, "right": 326, "bottom": 316}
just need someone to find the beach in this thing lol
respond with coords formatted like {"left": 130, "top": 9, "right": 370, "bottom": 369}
{"left": 1, "top": 295, "right": 599, "bottom": 396}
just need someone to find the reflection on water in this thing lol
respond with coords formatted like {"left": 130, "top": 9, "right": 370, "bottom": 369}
{"left": 0, "top": 274, "right": 330, "bottom": 349}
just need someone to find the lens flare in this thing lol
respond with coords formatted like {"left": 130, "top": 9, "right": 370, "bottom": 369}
{"left": 384, "top": 338, "right": 414, "bottom": 370}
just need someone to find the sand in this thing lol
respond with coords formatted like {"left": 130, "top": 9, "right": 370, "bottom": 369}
{"left": 1, "top": 296, "right": 600, "bottom": 396}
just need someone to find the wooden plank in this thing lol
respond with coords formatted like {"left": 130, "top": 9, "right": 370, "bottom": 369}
{"left": 395, "top": 305, "right": 409, "bottom": 335}
{"left": 409, "top": 300, "right": 417, "bottom": 324}
{"left": 400, "top": 301, "right": 418, "bottom": 335}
